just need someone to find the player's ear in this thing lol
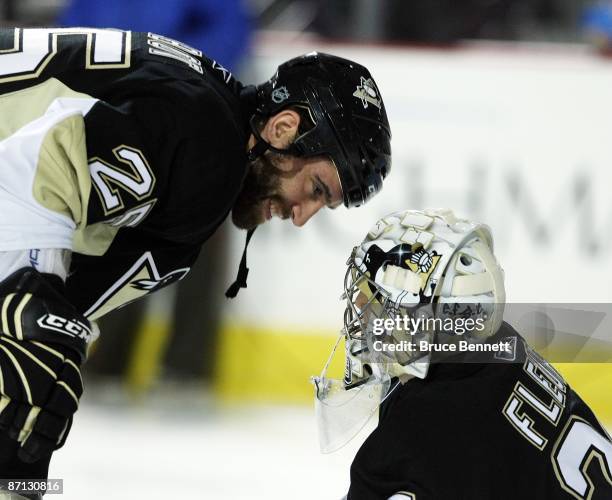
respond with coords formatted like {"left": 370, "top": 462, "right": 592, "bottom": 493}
{"left": 262, "top": 109, "right": 300, "bottom": 149}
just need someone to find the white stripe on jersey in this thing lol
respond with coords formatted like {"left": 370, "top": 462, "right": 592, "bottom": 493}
{"left": 0, "top": 249, "right": 71, "bottom": 282}
{"left": 0, "top": 96, "right": 97, "bottom": 251}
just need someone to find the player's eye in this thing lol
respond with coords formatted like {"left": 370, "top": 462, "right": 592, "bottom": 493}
{"left": 313, "top": 181, "right": 323, "bottom": 198}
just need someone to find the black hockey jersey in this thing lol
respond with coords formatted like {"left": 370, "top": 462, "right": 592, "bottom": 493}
{"left": 347, "top": 323, "right": 612, "bottom": 500}
{"left": 0, "top": 28, "right": 254, "bottom": 319}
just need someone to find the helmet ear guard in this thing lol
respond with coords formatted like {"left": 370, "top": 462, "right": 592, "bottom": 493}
{"left": 438, "top": 237, "right": 506, "bottom": 338}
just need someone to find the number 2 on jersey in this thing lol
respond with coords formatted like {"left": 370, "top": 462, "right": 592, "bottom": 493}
{"left": 552, "top": 416, "right": 612, "bottom": 500}
{"left": 503, "top": 348, "right": 612, "bottom": 499}
{"left": 89, "top": 146, "right": 157, "bottom": 228}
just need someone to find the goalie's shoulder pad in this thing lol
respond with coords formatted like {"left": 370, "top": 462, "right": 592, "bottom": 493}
{"left": 0, "top": 267, "right": 92, "bottom": 362}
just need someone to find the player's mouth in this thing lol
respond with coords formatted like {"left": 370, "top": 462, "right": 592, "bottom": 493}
{"left": 264, "top": 199, "right": 287, "bottom": 222}
{"left": 261, "top": 198, "right": 291, "bottom": 222}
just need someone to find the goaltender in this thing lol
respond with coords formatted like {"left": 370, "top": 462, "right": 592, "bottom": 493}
{"left": 313, "top": 209, "right": 612, "bottom": 500}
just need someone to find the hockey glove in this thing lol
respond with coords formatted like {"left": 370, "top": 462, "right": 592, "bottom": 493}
{"left": 0, "top": 268, "right": 92, "bottom": 463}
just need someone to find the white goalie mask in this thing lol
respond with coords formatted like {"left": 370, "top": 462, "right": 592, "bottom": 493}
{"left": 312, "top": 209, "right": 505, "bottom": 453}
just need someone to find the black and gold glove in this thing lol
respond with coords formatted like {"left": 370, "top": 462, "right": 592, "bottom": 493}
{"left": 0, "top": 268, "right": 93, "bottom": 463}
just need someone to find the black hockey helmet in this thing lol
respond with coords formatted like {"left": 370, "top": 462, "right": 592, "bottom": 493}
{"left": 248, "top": 52, "right": 392, "bottom": 208}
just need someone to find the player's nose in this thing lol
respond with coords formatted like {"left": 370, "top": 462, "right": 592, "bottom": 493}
{"left": 291, "top": 200, "right": 325, "bottom": 227}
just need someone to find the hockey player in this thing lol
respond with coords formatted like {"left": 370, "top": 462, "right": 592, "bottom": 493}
{"left": 0, "top": 28, "right": 391, "bottom": 498}
{"left": 313, "top": 209, "right": 612, "bottom": 500}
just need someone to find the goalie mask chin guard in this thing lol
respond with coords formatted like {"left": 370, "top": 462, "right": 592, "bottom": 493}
{"left": 311, "top": 333, "right": 398, "bottom": 454}
{"left": 250, "top": 52, "right": 391, "bottom": 208}
{"left": 312, "top": 209, "right": 506, "bottom": 453}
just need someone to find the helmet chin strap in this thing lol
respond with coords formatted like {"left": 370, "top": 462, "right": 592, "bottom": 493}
{"left": 225, "top": 226, "right": 256, "bottom": 299}
{"left": 228, "top": 117, "right": 303, "bottom": 299}
{"left": 225, "top": 118, "right": 270, "bottom": 299}
{"left": 246, "top": 138, "right": 270, "bottom": 162}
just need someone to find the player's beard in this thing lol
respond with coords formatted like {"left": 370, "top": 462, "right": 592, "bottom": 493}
{"left": 231, "top": 151, "right": 294, "bottom": 229}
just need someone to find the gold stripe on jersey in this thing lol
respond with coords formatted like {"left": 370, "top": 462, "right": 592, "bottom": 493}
{"left": 84, "top": 252, "right": 189, "bottom": 321}
{"left": 33, "top": 113, "right": 119, "bottom": 256}
{"left": 0, "top": 77, "right": 92, "bottom": 142}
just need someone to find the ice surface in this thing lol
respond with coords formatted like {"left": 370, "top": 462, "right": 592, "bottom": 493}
{"left": 50, "top": 385, "right": 370, "bottom": 500}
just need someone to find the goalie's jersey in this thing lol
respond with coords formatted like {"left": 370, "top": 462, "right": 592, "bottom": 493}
{"left": 347, "top": 323, "right": 612, "bottom": 500}
{"left": 0, "top": 28, "right": 254, "bottom": 319}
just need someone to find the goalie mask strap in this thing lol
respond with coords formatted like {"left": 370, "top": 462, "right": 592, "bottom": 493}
{"left": 225, "top": 227, "right": 256, "bottom": 298}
